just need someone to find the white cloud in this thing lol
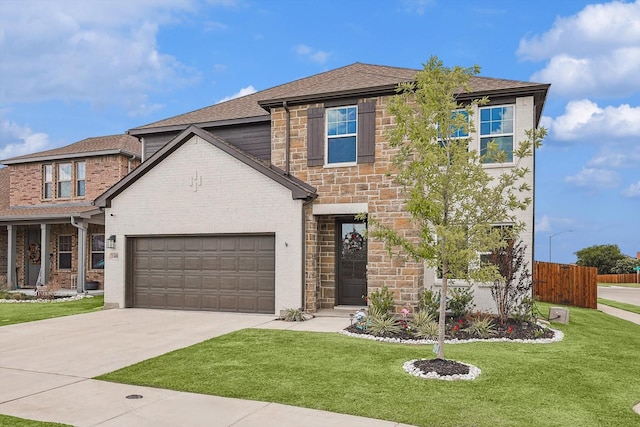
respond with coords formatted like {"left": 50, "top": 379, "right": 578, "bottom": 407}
{"left": 564, "top": 167, "right": 620, "bottom": 189}
{"left": 0, "top": 120, "right": 50, "bottom": 160}
{"left": 217, "top": 85, "right": 256, "bottom": 103}
{"left": 0, "top": 0, "right": 200, "bottom": 114}
{"left": 536, "top": 214, "right": 552, "bottom": 233}
{"left": 621, "top": 181, "right": 640, "bottom": 198}
{"left": 294, "top": 44, "right": 330, "bottom": 65}
{"left": 547, "top": 100, "right": 640, "bottom": 142}
{"left": 588, "top": 146, "right": 640, "bottom": 168}
{"left": 402, "top": 0, "right": 436, "bottom": 15}
{"left": 518, "top": 1, "right": 640, "bottom": 97}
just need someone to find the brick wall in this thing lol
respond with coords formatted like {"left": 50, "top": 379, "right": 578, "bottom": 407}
{"left": 8, "top": 155, "right": 138, "bottom": 207}
{"left": 272, "top": 97, "right": 424, "bottom": 312}
{"left": 0, "top": 226, "right": 7, "bottom": 285}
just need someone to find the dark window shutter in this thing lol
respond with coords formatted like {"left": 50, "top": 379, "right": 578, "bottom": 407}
{"left": 307, "top": 107, "right": 325, "bottom": 166}
{"left": 357, "top": 101, "right": 376, "bottom": 163}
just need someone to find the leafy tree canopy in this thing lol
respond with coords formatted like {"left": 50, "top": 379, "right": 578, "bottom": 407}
{"left": 574, "top": 244, "right": 627, "bottom": 274}
{"left": 365, "top": 56, "right": 545, "bottom": 359}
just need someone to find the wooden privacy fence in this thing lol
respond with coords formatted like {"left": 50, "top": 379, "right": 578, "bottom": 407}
{"left": 534, "top": 261, "right": 597, "bottom": 309}
{"left": 597, "top": 273, "right": 638, "bottom": 284}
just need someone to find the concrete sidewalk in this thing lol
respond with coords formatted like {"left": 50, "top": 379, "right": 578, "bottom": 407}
{"left": 0, "top": 309, "right": 412, "bottom": 426}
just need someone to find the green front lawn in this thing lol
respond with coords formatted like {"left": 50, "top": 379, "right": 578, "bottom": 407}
{"left": 98, "top": 303, "right": 640, "bottom": 427}
{"left": 598, "top": 298, "right": 640, "bottom": 315}
{"left": 0, "top": 296, "right": 104, "bottom": 326}
{"left": 0, "top": 414, "right": 69, "bottom": 427}
{"left": 598, "top": 282, "right": 640, "bottom": 288}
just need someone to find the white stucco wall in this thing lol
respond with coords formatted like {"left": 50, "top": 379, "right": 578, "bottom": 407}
{"left": 424, "top": 95, "right": 537, "bottom": 313}
{"left": 103, "top": 135, "right": 306, "bottom": 315}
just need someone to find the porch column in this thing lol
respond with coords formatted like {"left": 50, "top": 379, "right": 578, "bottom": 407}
{"left": 7, "top": 225, "right": 17, "bottom": 290}
{"left": 71, "top": 217, "right": 87, "bottom": 293}
{"left": 40, "top": 223, "right": 50, "bottom": 285}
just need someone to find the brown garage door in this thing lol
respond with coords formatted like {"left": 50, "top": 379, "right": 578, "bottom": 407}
{"left": 128, "top": 235, "right": 275, "bottom": 313}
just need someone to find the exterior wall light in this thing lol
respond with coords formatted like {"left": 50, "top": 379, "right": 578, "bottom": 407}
{"left": 107, "top": 235, "right": 116, "bottom": 249}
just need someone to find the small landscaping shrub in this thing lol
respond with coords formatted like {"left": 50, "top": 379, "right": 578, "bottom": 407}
{"left": 417, "top": 289, "right": 441, "bottom": 318}
{"left": 367, "top": 286, "right": 395, "bottom": 316}
{"left": 448, "top": 287, "right": 475, "bottom": 318}
{"left": 464, "top": 317, "right": 496, "bottom": 338}
{"left": 282, "top": 308, "right": 313, "bottom": 322}
{"left": 367, "top": 312, "right": 402, "bottom": 336}
{"left": 409, "top": 310, "right": 435, "bottom": 329}
{"left": 414, "top": 320, "right": 439, "bottom": 339}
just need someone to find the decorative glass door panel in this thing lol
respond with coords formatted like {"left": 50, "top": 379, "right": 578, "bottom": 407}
{"left": 336, "top": 218, "right": 367, "bottom": 305}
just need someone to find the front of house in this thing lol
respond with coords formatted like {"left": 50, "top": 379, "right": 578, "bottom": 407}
{"left": 95, "top": 63, "right": 549, "bottom": 315}
{"left": 0, "top": 135, "right": 141, "bottom": 292}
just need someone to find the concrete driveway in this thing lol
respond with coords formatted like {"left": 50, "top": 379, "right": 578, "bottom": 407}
{"left": 0, "top": 308, "right": 410, "bottom": 427}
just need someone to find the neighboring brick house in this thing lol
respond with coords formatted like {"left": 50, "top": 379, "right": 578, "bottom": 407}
{"left": 95, "top": 63, "right": 549, "bottom": 314}
{"left": 0, "top": 135, "right": 141, "bottom": 291}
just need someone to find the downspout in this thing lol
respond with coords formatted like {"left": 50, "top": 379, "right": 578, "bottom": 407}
{"left": 127, "top": 154, "right": 136, "bottom": 174}
{"left": 531, "top": 104, "right": 537, "bottom": 293}
{"left": 283, "top": 101, "right": 290, "bottom": 176}
{"left": 70, "top": 216, "right": 87, "bottom": 293}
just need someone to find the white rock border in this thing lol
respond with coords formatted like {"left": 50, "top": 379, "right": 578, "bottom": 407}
{"left": 338, "top": 325, "right": 564, "bottom": 344}
{"left": 403, "top": 359, "right": 481, "bottom": 381}
{"left": 0, "top": 294, "right": 93, "bottom": 304}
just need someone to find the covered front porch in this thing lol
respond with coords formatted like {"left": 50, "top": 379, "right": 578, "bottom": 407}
{"left": 3, "top": 209, "right": 105, "bottom": 293}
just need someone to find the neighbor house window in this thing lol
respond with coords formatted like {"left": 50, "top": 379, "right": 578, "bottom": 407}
{"left": 90, "top": 234, "right": 104, "bottom": 270}
{"left": 76, "top": 161, "right": 86, "bottom": 197}
{"left": 480, "top": 105, "right": 514, "bottom": 163}
{"left": 326, "top": 106, "right": 357, "bottom": 165}
{"left": 57, "top": 163, "right": 72, "bottom": 198}
{"left": 43, "top": 164, "right": 53, "bottom": 199}
{"left": 58, "top": 235, "right": 72, "bottom": 269}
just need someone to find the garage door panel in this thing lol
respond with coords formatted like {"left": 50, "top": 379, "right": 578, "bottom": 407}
{"left": 167, "top": 256, "right": 184, "bottom": 270}
{"left": 131, "top": 235, "right": 275, "bottom": 313}
{"left": 220, "top": 257, "right": 237, "bottom": 271}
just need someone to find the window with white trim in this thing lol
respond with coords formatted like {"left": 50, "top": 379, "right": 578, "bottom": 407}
{"left": 480, "top": 105, "right": 514, "bottom": 163}
{"left": 90, "top": 234, "right": 104, "bottom": 270}
{"left": 58, "top": 235, "right": 72, "bottom": 269}
{"left": 57, "top": 163, "right": 72, "bottom": 198}
{"left": 326, "top": 106, "right": 357, "bottom": 165}
{"left": 76, "top": 161, "right": 86, "bottom": 197}
{"left": 43, "top": 164, "right": 53, "bottom": 199}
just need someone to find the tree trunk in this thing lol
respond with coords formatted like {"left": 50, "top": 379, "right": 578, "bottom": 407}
{"left": 437, "top": 270, "right": 448, "bottom": 360}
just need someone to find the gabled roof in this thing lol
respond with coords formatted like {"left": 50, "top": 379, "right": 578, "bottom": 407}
{"left": 95, "top": 126, "right": 317, "bottom": 208}
{"left": 1, "top": 134, "right": 141, "bottom": 165}
{"left": 129, "top": 62, "right": 550, "bottom": 135}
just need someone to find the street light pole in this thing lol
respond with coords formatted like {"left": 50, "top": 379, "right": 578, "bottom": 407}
{"left": 549, "top": 230, "right": 573, "bottom": 263}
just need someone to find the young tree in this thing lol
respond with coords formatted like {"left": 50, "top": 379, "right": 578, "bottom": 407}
{"left": 368, "top": 56, "right": 545, "bottom": 360}
{"left": 489, "top": 240, "right": 532, "bottom": 325}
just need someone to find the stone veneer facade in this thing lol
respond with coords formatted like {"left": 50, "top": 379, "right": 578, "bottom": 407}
{"left": 270, "top": 96, "right": 425, "bottom": 312}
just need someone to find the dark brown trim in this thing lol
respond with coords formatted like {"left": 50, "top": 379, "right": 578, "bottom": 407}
{"left": 127, "top": 115, "right": 270, "bottom": 136}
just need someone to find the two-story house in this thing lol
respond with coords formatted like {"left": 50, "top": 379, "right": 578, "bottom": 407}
{"left": 0, "top": 135, "right": 141, "bottom": 292}
{"left": 95, "top": 63, "right": 549, "bottom": 315}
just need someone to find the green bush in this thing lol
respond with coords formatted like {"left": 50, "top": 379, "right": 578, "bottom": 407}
{"left": 448, "top": 287, "right": 475, "bottom": 318}
{"left": 367, "top": 313, "right": 402, "bottom": 336}
{"left": 368, "top": 286, "right": 395, "bottom": 315}
{"left": 408, "top": 309, "right": 435, "bottom": 329}
{"left": 464, "top": 317, "right": 496, "bottom": 338}
{"left": 417, "top": 289, "right": 441, "bottom": 318}
{"left": 414, "top": 320, "right": 439, "bottom": 339}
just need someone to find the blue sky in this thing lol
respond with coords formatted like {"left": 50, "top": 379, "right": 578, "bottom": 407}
{"left": 1, "top": 0, "right": 638, "bottom": 264}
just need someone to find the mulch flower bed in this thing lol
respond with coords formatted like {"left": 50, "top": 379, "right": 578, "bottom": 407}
{"left": 341, "top": 315, "right": 562, "bottom": 380}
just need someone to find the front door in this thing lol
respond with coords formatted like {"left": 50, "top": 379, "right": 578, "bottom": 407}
{"left": 25, "top": 227, "right": 41, "bottom": 287}
{"left": 336, "top": 217, "right": 367, "bottom": 306}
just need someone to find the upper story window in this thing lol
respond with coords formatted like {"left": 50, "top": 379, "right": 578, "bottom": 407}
{"left": 76, "top": 161, "right": 86, "bottom": 197}
{"left": 326, "top": 106, "right": 357, "bottom": 165}
{"left": 480, "top": 105, "right": 514, "bottom": 163}
{"left": 306, "top": 101, "right": 375, "bottom": 167}
{"left": 57, "top": 163, "right": 72, "bottom": 198}
{"left": 43, "top": 164, "right": 53, "bottom": 199}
